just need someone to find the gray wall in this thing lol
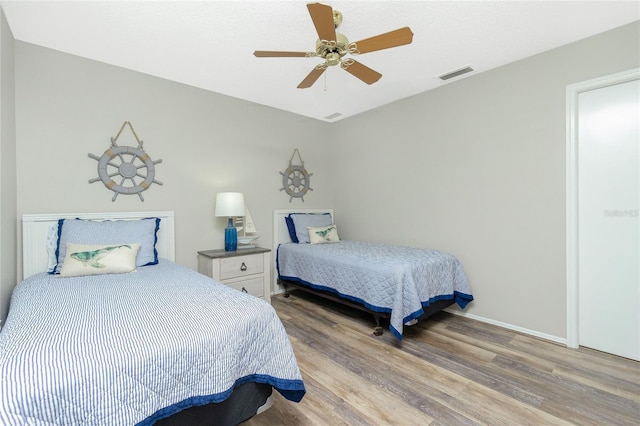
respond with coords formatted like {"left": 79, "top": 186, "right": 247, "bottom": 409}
{"left": 328, "top": 22, "right": 639, "bottom": 339}
{"left": 13, "top": 41, "right": 335, "bottom": 288}
{"left": 0, "top": 7, "right": 16, "bottom": 327}
{"left": 3, "top": 20, "right": 639, "bottom": 340}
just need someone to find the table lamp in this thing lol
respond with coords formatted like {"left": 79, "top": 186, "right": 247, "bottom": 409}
{"left": 215, "top": 192, "right": 245, "bottom": 251}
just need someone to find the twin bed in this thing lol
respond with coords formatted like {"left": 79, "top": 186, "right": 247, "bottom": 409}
{"left": 1, "top": 208, "right": 474, "bottom": 424}
{"left": 273, "top": 209, "right": 474, "bottom": 339}
{"left": 0, "top": 211, "right": 305, "bottom": 425}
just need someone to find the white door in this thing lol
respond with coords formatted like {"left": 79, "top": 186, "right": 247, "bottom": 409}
{"left": 577, "top": 78, "right": 639, "bottom": 360}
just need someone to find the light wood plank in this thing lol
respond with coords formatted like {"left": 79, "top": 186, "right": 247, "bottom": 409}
{"left": 245, "top": 292, "right": 640, "bottom": 426}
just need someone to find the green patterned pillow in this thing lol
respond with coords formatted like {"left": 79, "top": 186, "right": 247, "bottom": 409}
{"left": 59, "top": 243, "right": 140, "bottom": 277}
{"left": 308, "top": 225, "right": 340, "bottom": 244}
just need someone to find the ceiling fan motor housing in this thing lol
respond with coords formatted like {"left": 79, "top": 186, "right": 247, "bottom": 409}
{"left": 316, "top": 33, "right": 349, "bottom": 66}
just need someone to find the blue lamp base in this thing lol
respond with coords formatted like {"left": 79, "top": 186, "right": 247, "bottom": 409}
{"left": 224, "top": 217, "right": 238, "bottom": 251}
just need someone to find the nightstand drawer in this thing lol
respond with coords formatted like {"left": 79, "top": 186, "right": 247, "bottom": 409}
{"left": 225, "top": 277, "right": 264, "bottom": 298}
{"left": 197, "top": 247, "right": 271, "bottom": 304}
{"left": 220, "top": 253, "right": 264, "bottom": 280}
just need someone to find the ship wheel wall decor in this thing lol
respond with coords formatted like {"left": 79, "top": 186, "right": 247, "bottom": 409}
{"left": 88, "top": 121, "right": 163, "bottom": 202}
{"left": 280, "top": 148, "right": 313, "bottom": 202}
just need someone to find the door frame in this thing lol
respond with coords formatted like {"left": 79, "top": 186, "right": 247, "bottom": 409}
{"left": 565, "top": 68, "right": 639, "bottom": 349}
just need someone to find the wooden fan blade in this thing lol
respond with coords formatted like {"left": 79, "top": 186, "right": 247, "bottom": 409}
{"left": 297, "top": 67, "right": 326, "bottom": 89}
{"left": 343, "top": 60, "right": 382, "bottom": 85}
{"left": 351, "top": 27, "right": 414, "bottom": 54}
{"left": 307, "top": 3, "right": 336, "bottom": 42}
{"left": 254, "top": 51, "right": 309, "bottom": 58}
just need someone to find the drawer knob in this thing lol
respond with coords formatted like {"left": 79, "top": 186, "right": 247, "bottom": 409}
{"left": 240, "top": 262, "right": 247, "bottom": 271}
{"left": 241, "top": 287, "right": 248, "bottom": 293}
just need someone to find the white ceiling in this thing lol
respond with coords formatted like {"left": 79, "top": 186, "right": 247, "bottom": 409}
{"left": 3, "top": 1, "right": 639, "bottom": 122}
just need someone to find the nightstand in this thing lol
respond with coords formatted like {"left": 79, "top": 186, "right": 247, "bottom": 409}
{"left": 197, "top": 247, "right": 271, "bottom": 303}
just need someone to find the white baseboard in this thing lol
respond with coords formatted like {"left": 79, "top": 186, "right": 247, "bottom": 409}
{"left": 444, "top": 308, "right": 567, "bottom": 346}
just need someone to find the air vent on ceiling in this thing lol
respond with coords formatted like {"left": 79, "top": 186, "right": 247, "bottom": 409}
{"left": 439, "top": 66, "right": 474, "bottom": 81}
{"left": 324, "top": 112, "right": 343, "bottom": 120}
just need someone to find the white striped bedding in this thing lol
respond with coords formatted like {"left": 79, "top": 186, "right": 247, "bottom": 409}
{"left": 0, "top": 259, "right": 305, "bottom": 425}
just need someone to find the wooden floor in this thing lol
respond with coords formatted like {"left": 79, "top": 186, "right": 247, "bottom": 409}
{"left": 245, "top": 291, "right": 640, "bottom": 426}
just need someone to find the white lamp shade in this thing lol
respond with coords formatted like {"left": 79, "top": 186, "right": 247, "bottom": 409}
{"left": 215, "top": 192, "right": 245, "bottom": 217}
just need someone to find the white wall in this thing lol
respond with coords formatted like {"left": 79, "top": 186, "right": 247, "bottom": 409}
{"left": 328, "top": 22, "right": 640, "bottom": 340}
{"left": 13, "top": 41, "right": 335, "bottom": 291}
{"left": 0, "top": 6, "right": 16, "bottom": 327}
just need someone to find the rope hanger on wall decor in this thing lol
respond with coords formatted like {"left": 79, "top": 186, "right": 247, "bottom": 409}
{"left": 280, "top": 148, "right": 313, "bottom": 202}
{"left": 88, "top": 121, "right": 163, "bottom": 202}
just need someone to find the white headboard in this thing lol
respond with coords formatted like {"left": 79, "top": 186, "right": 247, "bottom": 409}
{"left": 272, "top": 208, "right": 335, "bottom": 248}
{"left": 22, "top": 211, "right": 175, "bottom": 280}
{"left": 272, "top": 208, "right": 334, "bottom": 290}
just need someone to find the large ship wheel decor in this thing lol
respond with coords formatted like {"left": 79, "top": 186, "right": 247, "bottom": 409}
{"left": 280, "top": 149, "right": 313, "bottom": 202}
{"left": 89, "top": 121, "right": 163, "bottom": 202}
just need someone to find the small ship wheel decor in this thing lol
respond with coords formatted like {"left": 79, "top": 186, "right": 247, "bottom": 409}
{"left": 88, "top": 121, "right": 163, "bottom": 202}
{"left": 280, "top": 148, "right": 313, "bottom": 202}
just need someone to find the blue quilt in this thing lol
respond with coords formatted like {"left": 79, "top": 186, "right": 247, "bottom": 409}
{"left": 277, "top": 241, "right": 473, "bottom": 339}
{"left": 0, "top": 260, "right": 305, "bottom": 425}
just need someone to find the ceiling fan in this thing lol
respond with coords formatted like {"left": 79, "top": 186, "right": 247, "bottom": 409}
{"left": 253, "top": 2, "right": 413, "bottom": 89}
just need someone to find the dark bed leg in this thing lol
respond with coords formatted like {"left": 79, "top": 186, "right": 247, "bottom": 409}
{"left": 373, "top": 315, "right": 383, "bottom": 336}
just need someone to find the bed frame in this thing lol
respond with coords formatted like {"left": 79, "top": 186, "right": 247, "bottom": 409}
{"left": 20, "top": 211, "right": 273, "bottom": 424}
{"left": 273, "top": 208, "right": 454, "bottom": 336}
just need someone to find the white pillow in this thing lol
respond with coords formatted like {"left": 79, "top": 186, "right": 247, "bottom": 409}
{"left": 308, "top": 225, "right": 340, "bottom": 244}
{"left": 59, "top": 243, "right": 140, "bottom": 277}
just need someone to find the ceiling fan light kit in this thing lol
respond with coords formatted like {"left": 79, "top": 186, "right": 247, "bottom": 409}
{"left": 253, "top": 2, "right": 413, "bottom": 89}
